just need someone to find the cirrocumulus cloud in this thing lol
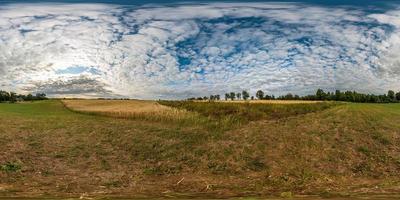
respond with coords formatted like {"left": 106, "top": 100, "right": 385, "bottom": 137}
{"left": 0, "top": 2, "right": 399, "bottom": 99}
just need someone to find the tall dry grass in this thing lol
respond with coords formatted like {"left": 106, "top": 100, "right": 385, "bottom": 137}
{"left": 61, "top": 99, "right": 202, "bottom": 124}
{"left": 62, "top": 99, "right": 338, "bottom": 131}
{"left": 159, "top": 100, "right": 339, "bottom": 129}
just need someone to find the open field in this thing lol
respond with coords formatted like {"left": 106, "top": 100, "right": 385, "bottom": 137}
{"left": 1, "top": 100, "right": 400, "bottom": 199}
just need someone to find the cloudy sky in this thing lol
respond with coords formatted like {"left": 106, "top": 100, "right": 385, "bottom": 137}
{"left": 0, "top": 0, "right": 399, "bottom": 99}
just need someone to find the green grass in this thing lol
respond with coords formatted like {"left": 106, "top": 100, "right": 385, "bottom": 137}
{"left": 0, "top": 100, "right": 400, "bottom": 198}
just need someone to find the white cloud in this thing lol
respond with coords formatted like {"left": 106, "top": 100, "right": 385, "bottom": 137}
{"left": 0, "top": 2, "right": 399, "bottom": 99}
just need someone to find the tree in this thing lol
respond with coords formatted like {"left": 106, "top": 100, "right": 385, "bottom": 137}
{"left": 26, "top": 94, "right": 33, "bottom": 101}
{"left": 335, "top": 90, "right": 342, "bottom": 101}
{"left": 316, "top": 89, "right": 326, "bottom": 100}
{"left": 236, "top": 93, "right": 241, "bottom": 100}
{"left": 35, "top": 93, "right": 47, "bottom": 100}
{"left": 9, "top": 92, "right": 17, "bottom": 103}
{"left": 396, "top": 92, "right": 400, "bottom": 101}
{"left": 242, "top": 90, "right": 250, "bottom": 100}
{"left": 284, "top": 93, "right": 294, "bottom": 100}
{"left": 256, "top": 90, "right": 264, "bottom": 100}
{"left": 224, "top": 93, "right": 229, "bottom": 101}
{"left": 388, "top": 90, "right": 395, "bottom": 101}
{"left": 0, "top": 90, "right": 10, "bottom": 102}
{"left": 229, "top": 92, "right": 235, "bottom": 100}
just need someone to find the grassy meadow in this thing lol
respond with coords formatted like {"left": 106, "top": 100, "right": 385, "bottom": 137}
{"left": 0, "top": 100, "right": 400, "bottom": 199}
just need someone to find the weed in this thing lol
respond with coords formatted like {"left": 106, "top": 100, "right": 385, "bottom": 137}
{"left": 0, "top": 162, "right": 21, "bottom": 172}
{"left": 357, "top": 146, "right": 371, "bottom": 156}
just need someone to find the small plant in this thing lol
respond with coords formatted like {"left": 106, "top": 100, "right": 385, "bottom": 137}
{"left": 280, "top": 191, "right": 293, "bottom": 198}
{"left": 0, "top": 162, "right": 21, "bottom": 172}
{"left": 357, "top": 146, "right": 371, "bottom": 156}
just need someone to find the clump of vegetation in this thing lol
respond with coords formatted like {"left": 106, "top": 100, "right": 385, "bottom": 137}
{"left": 159, "top": 100, "right": 336, "bottom": 128}
{"left": 0, "top": 162, "right": 21, "bottom": 172}
{"left": 189, "top": 89, "right": 400, "bottom": 103}
{"left": 0, "top": 90, "right": 47, "bottom": 103}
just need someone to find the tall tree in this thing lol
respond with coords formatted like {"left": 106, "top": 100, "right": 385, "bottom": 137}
{"left": 9, "top": 92, "right": 17, "bottom": 103}
{"left": 236, "top": 93, "right": 241, "bottom": 100}
{"left": 335, "top": 90, "right": 342, "bottom": 101}
{"left": 256, "top": 90, "right": 264, "bottom": 100}
{"left": 242, "top": 90, "right": 250, "bottom": 100}
{"left": 388, "top": 90, "right": 395, "bottom": 101}
{"left": 229, "top": 92, "right": 236, "bottom": 100}
{"left": 225, "top": 93, "right": 229, "bottom": 101}
{"left": 396, "top": 92, "right": 400, "bottom": 101}
{"left": 316, "top": 89, "right": 326, "bottom": 100}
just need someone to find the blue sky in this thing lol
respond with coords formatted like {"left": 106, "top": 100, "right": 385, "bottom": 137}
{"left": 0, "top": 0, "right": 399, "bottom": 99}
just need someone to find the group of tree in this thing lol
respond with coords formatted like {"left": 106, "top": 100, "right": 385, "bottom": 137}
{"left": 223, "top": 91, "right": 251, "bottom": 101}
{"left": 298, "top": 89, "right": 400, "bottom": 103}
{"left": 187, "top": 94, "right": 221, "bottom": 101}
{"left": 187, "top": 89, "right": 400, "bottom": 103}
{"left": 0, "top": 90, "right": 47, "bottom": 103}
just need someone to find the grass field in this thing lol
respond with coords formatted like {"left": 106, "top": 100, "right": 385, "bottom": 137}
{"left": 1, "top": 100, "right": 400, "bottom": 199}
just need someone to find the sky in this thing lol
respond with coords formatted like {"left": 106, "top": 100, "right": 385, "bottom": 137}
{"left": 0, "top": 0, "right": 400, "bottom": 99}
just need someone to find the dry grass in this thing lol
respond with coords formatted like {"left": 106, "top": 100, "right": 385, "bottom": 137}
{"left": 62, "top": 99, "right": 197, "bottom": 122}
{"left": 62, "top": 99, "right": 172, "bottom": 113}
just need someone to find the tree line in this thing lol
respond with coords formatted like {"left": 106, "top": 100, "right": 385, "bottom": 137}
{"left": 187, "top": 89, "right": 400, "bottom": 103}
{"left": 0, "top": 90, "right": 47, "bottom": 103}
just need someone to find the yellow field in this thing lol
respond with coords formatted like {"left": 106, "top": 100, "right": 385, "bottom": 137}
{"left": 62, "top": 99, "right": 193, "bottom": 121}
{"left": 62, "top": 99, "right": 170, "bottom": 113}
